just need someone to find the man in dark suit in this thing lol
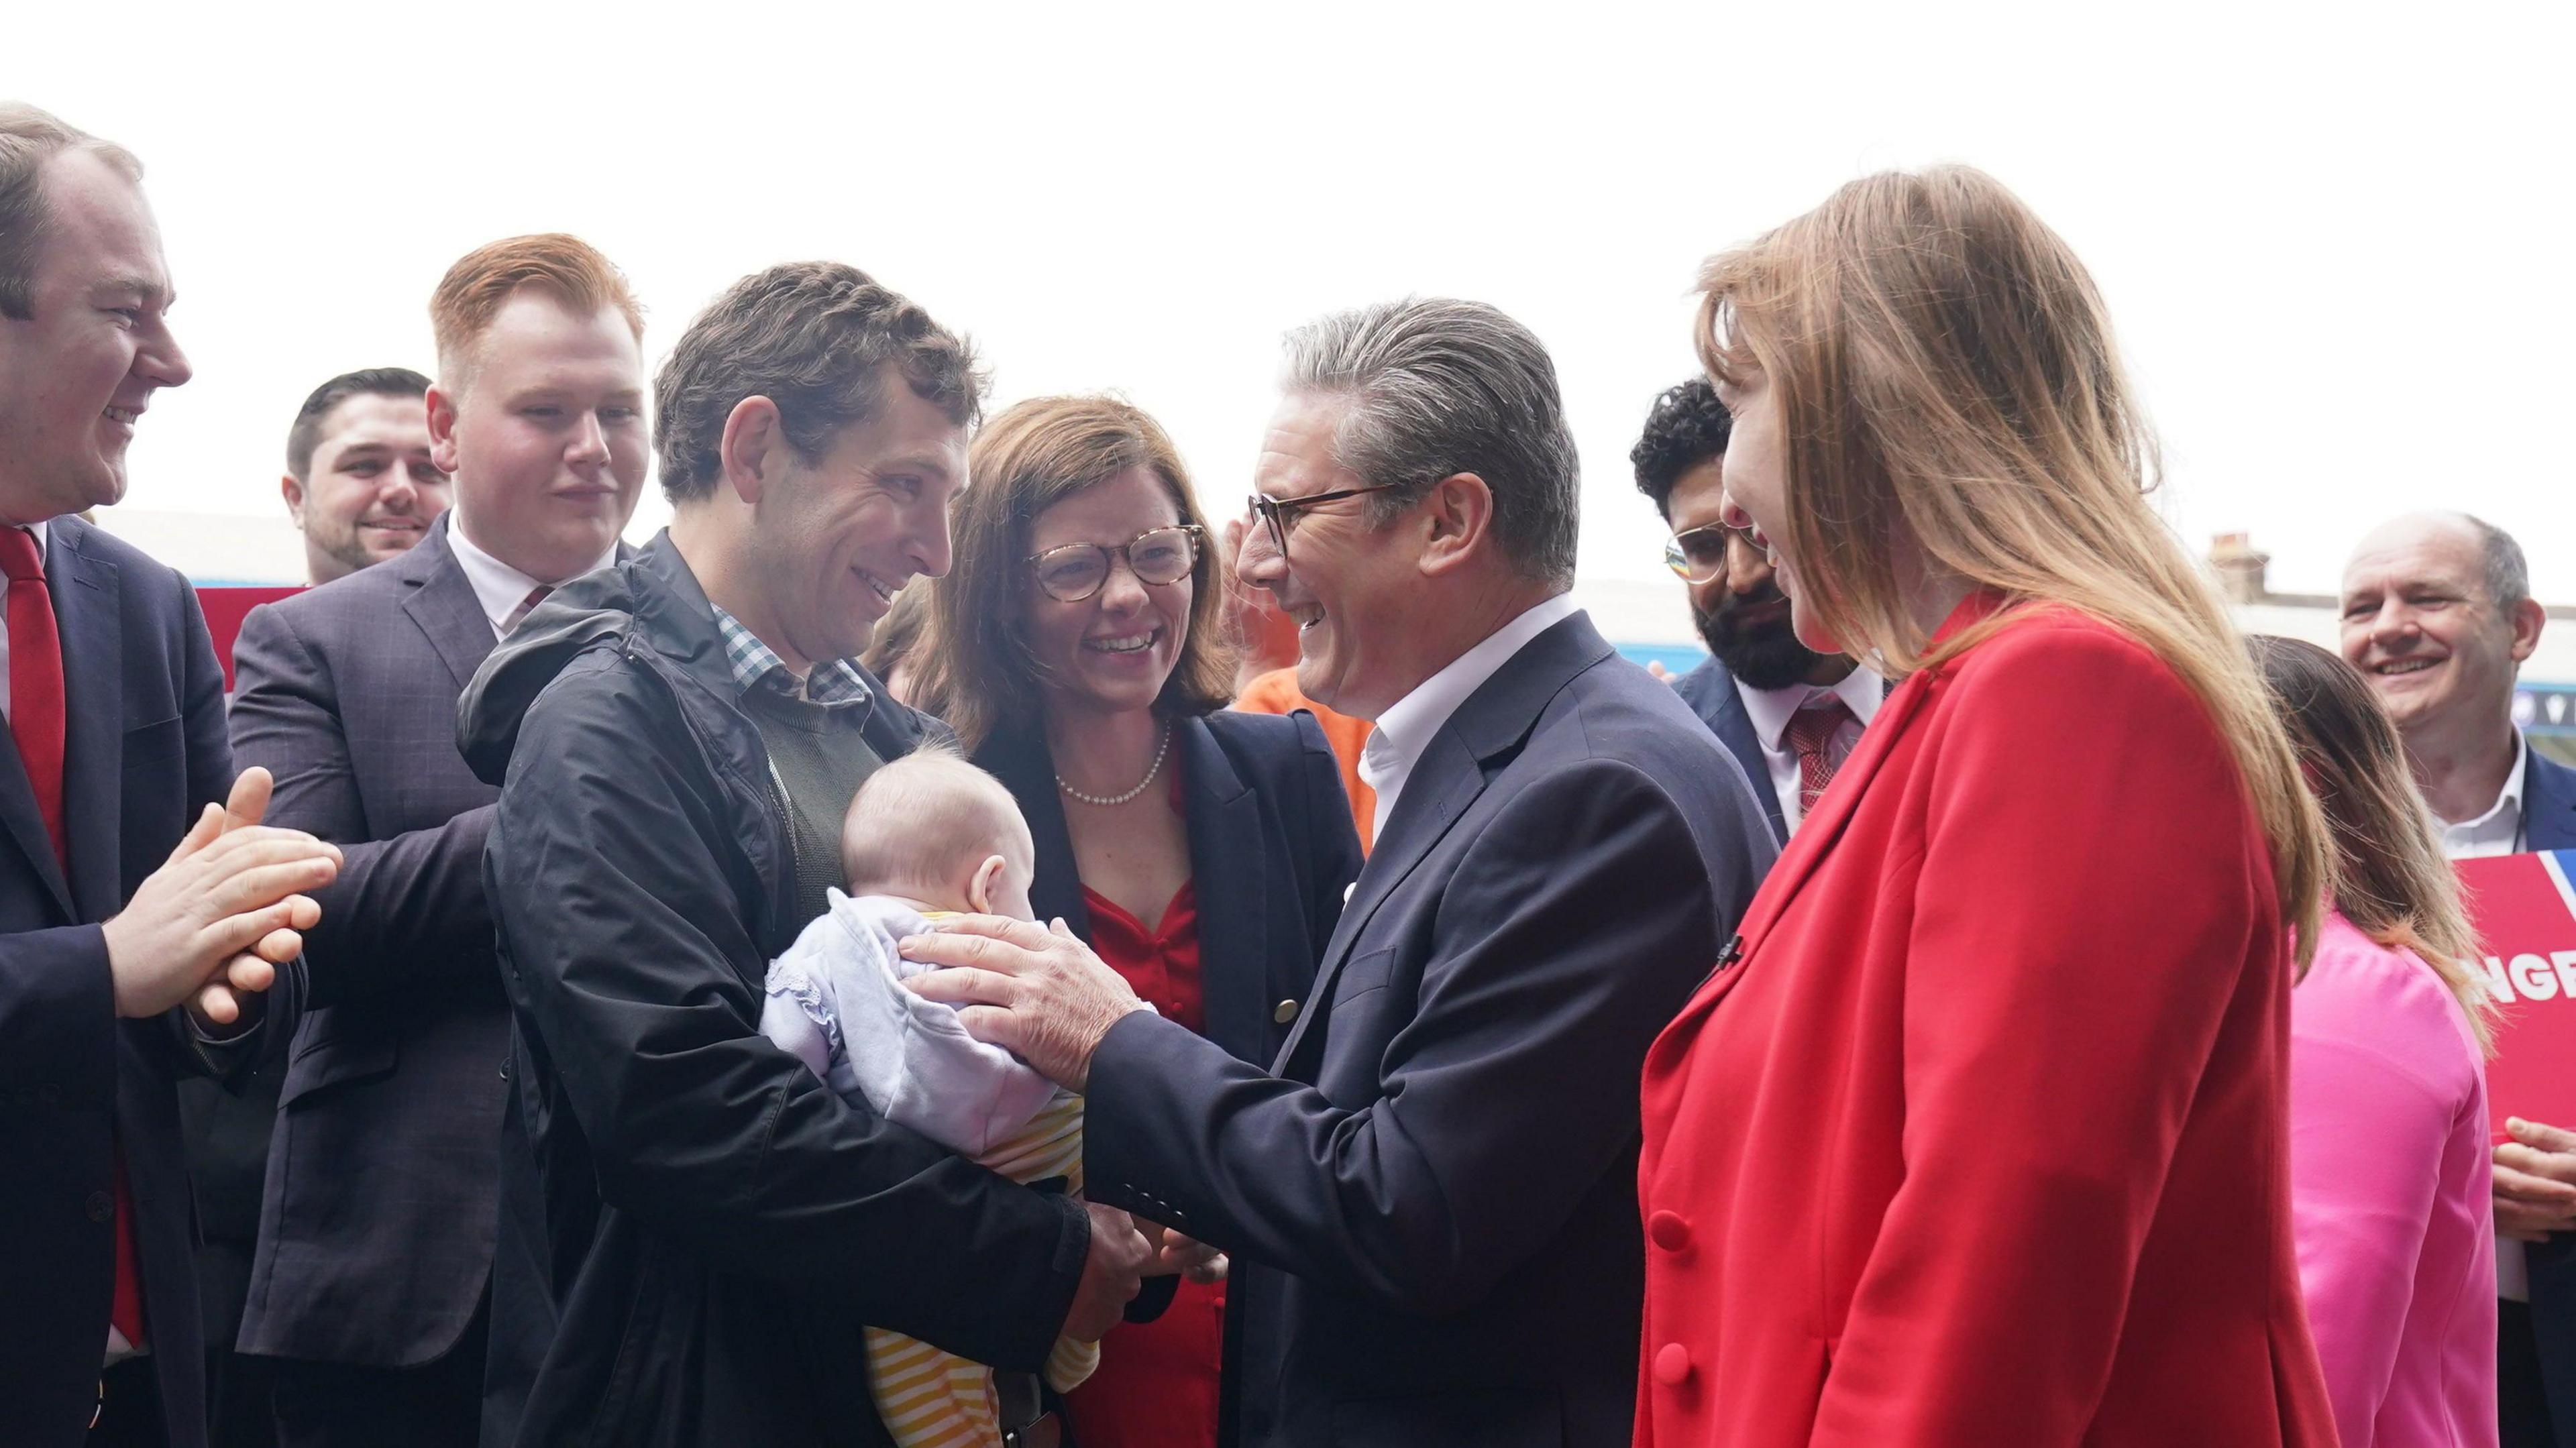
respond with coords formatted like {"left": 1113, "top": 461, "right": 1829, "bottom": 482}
{"left": 229, "top": 235, "right": 649, "bottom": 1448}
{"left": 2343, "top": 512, "right": 2576, "bottom": 1448}
{"left": 909, "top": 300, "right": 1778, "bottom": 1447}
{"left": 1629, "top": 378, "right": 1881, "bottom": 845}
{"left": 0, "top": 101, "right": 341, "bottom": 1448}
{"left": 178, "top": 365, "right": 449, "bottom": 1448}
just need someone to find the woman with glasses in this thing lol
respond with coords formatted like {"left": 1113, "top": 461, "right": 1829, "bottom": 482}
{"left": 1634, "top": 167, "right": 2339, "bottom": 1445}
{"left": 906, "top": 395, "right": 1363, "bottom": 1448}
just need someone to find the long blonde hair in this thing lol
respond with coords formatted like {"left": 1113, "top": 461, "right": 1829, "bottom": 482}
{"left": 1696, "top": 166, "right": 2326, "bottom": 962}
{"left": 2250, "top": 637, "right": 2496, "bottom": 1052}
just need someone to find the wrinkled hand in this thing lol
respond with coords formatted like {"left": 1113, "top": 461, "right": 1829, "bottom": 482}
{"left": 102, "top": 767, "right": 337, "bottom": 1023}
{"left": 1064, "top": 1201, "right": 1152, "bottom": 1343}
{"left": 2496, "top": 1117, "right": 2576, "bottom": 1242}
{"left": 1140, "top": 1221, "right": 1228, "bottom": 1285}
{"left": 900, "top": 915, "right": 1151, "bottom": 1091}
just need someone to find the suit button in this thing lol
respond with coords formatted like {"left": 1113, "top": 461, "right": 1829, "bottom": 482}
{"left": 1273, "top": 999, "right": 1299, "bottom": 1025}
{"left": 1652, "top": 1343, "right": 1693, "bottom": 1386}
{"left": 85, "top": 1190, "right": 113, "bottom": 1223}
{"left": 1648, "top": 1210, "right": 1693, "bottom": 1251}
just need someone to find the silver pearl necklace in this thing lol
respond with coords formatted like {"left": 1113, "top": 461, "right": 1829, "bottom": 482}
{"left": 1057, "top": 722, "right": 1173, "bottom": 807}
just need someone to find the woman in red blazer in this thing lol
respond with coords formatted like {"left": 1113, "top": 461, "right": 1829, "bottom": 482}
{"left": 1635, "top": 166, "right": 2339, "bottom": 1447}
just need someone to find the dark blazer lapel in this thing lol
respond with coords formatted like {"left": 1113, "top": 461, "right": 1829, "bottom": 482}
{"left": 1271, "top": 610, "right": 1612, "bottom": 1074}
{"left": 52, "top": 523, "right": 123, "bottom": 922}
{"left": 2524, "top": 748, "right": 2576, "bottom": 853}
{"left": 1180, "top": 718, "right": 1267, "bottom": 1059}
{"left": 400, "top": 518, "right": 498, "bottom": 693}
{"left": 1693, "top": 661, "right": 1788, "bottom": 844}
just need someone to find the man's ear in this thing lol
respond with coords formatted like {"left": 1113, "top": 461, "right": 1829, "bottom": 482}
{"left": 425, "top": 384, "right": 462, "bottom": 475}
{"left": 2510, "top": 597, "right": 2547, "bottom": 665}
{"left": 965, "top": 853, "right": 1010, "bottom": 915}
{"left": 719, "top": 396, "right": 785, "bottom": 507}
{"left": 280, "top": 474, "right": 307, "bottom": 528}
{"left": 1416, "top": 472, "right": 1495, "bottom": 579}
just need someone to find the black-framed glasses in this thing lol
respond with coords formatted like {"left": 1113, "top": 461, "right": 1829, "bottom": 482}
{"left": 1024, "top": 524, "right": 1203, "bottom": 603}
{"left": 1244, "top": 483, "right": 1407, "bottom": 560}
{"left": 1663, "top": 524, "right": 1742, "bottom": 585}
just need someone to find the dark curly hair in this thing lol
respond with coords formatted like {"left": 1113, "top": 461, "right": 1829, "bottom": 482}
{"left": 1628, "top": 377, "right": 1733, "bottom": 520}
{"left": 653, "top": 261, "right": 982, "bottom": 504}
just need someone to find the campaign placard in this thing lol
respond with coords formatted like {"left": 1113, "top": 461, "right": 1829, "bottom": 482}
{"left": 2457, "top": 848, "right": 2576, "bottom": 1139}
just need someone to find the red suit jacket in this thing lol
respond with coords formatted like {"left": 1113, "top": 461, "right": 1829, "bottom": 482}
{"left": 1635, "top": 597, "right": 2335, "bottom": 1447}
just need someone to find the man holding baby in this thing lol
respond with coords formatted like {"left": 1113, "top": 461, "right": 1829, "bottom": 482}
{"left": 457, "top": 262, "right": 1152, "bottom": 1448}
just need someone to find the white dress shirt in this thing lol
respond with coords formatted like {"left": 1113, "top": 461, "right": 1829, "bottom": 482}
{"left": 447, "top": 520, "right": 619, "bottom": 638}
{"left": 0, "top": 519, "right": 50, "bottom": 723}
{"left": 1357, "top": 594, "right": 1580, "bottom": 845}
{"left": 2435, "top": 738, "right": 2531, "bottom": 1299}
{"left": 1734, "top": 664, "right": 1885, "bottom": 834}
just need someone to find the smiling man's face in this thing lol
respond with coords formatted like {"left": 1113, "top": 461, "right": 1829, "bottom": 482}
{"left": 0, "top": 148, "right": 193, "bottom": 523}
{"left": 286, "top": 391, "right": 449, "bottom": 583}
{"left": 430, "top": 287, "right": 646, "bottom": 584}
{"left": 2339, "top": 517, "right": 2535, "bottom": 740}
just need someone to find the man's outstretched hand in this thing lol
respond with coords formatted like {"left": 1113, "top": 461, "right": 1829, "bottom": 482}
{"left": 900, "top": 915, "right": 1152, "bottom": 1092}
{"left": 101, "top": 767, "right": 337, "bottom": 1028}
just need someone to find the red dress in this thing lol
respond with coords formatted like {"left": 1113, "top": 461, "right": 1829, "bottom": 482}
{"left": 1063, "top": 877, "right": 1222, "bottom": 1448}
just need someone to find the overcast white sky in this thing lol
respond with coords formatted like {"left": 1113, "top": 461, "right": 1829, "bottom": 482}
{"left": 11, "top": 1, "right": 2571, "bottom": 601}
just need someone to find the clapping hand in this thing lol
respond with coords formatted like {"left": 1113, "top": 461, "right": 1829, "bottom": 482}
{"left": 101, "top": 767, "right": 337, "bottom": 1030}
{"left": 2494, "top": 1117, "right": 2576, "bottom": 1243}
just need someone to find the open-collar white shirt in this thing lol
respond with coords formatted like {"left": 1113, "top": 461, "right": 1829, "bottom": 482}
{"left": 1356, "top": 593, "right": 1580, "bottom": 846}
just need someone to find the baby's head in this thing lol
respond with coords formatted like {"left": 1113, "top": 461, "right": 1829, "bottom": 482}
{"left": 839, "top": 743, "right": 1038, "bottom": 920}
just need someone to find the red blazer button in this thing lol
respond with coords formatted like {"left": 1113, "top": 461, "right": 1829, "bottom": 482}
{"left": 1652, "top": 1342, "right": 1693, "bottom": 1386}
{"left": 1648, "top": 1210, "right": 1693, "bottom": 1251}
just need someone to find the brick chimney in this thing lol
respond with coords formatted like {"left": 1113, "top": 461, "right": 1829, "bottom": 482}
{"left": 2208, "top": 533, "right": 2269, "bottom": 605}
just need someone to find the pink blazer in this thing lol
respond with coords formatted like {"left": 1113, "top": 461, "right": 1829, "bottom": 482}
{"left": 2291, "top": 910, "right": 2497, "bottom": 1448}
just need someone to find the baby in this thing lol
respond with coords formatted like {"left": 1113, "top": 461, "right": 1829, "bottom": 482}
{"left": 758, "top": 744, "right": 1093, "bottom": 1448}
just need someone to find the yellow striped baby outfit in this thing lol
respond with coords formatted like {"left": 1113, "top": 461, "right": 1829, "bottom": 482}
{"left": 866, "top": 1093, "right": 1094, "bottom": 1447}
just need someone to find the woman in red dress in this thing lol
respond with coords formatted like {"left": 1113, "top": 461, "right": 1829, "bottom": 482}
{"left": 1633, "top": 167, "right": 2339, "bottom": 1446}
{"left": 908, "top": 396, "right": 1362, "bottom": 1447}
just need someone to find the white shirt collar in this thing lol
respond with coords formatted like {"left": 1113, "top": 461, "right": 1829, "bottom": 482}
{"left": 1358, "top": 593, "right": 1580, "bottom": 840}
{"left": 1735, "top": 663, "right": 1886, "bottom": 753}
{"left": 5, "top": 519, "right": 50, "bottom": 563}
{"left": 447, "top": 518, "right": 618, "bottom": 636}
{"left": 2440, "top": 735, "right": 2528, "bottom": 858}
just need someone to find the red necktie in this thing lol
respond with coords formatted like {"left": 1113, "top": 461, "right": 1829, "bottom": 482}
{"left": 1, "top": 526, "right": 147, "bottom": 1350}
{"left": 500, "top": 584, "right": 553, "bottom": 634}
{"left": 1783, "top": 696, "right": 1857, "bottom": 820}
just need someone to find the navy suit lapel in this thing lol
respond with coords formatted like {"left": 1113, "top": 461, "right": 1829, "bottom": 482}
{"left": 1270, "top": 611, "right": 1613, "bottom": 1075}
{"left": 1680, "top": 659, "right": 1786, "bottom": 845}
{"left": 400, "top": 519, "right": 498, "bottom": 693}
{"left": 977, "top": 727, "right": 1093, "bottom": 940}
{"left": 52, "top": 524, "right": 123, "bottom": 922}
{"left": 2524, "top": 746, "right": 2576, "bottom": 853}
{"left": 1181, "top": 718, "right": 1268, "bottom": 1060}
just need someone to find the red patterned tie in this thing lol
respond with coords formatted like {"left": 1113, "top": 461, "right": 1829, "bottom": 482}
{"left": 1, "top": 526, "right": 146, "bottom": 1349}
{"left": 500, "top": 583, "right": 553, "bottom": 634}
{"left": 1782, "top": 696, "right": 1857, "bottom": 820}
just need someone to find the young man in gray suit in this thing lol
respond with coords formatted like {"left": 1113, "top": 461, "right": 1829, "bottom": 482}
{"left": 227, "top": 234, "right": 647, "bottom": 1447}
{"left": 908, "top": 299, "right": 1780, "bottom": 1448}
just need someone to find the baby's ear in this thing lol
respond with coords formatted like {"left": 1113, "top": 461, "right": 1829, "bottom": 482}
{"left": 966, "top": 853, "right": 1010, "bottom": 914}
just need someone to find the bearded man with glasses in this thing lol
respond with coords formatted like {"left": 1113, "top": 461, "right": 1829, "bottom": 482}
{"left": 1631, "top": 376, "right": 1884, "bottom": 843}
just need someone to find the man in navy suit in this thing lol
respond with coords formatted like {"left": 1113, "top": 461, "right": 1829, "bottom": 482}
{"left": 0, "top": 101, "right": 341, "bottom": 1448}
{"left": 908, "top": 300, "right": 1778, "bottom": 1447}
{"left": 2342, "top": 512, "right": 2576, "bottom": 1448}
{"left": 1629, "top": 378, "right": 1881, "bottom": 844}
{"left": 230, "top": 235, "right": 649, "bottom": 1448}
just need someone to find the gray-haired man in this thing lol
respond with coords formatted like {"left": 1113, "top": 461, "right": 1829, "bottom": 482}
{"left": 906, "top": 298, "right": 1778, "bottom": 1448}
